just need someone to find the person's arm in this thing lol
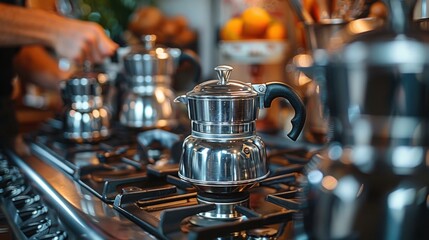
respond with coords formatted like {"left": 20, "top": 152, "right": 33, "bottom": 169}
{"left": 0, "top": 3, "right": 117, "bottom": 63}
{"left": 14, "top": 46, "right": 71, "bottom": 90}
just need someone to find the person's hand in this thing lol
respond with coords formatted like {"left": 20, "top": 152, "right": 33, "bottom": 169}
{"left": 51, "top": 17, "right": 118, "bottom": 64}
{"left": 0, "top": 4, "right": 117, "bottom": 64}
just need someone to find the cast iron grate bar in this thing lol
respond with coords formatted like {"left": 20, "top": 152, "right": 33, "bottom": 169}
{"left": 272, "top": 164, "right": 304, "bottom": 175}
{"left": 187, "top": 210, "right": 295, "bottom": 240}
{"left": 166, "top": 175, "right": 194, "bottom": 190}
{"left": 64, "top": 146, "right": 104, "bottom": 161}
{"left": 235, "top": 205, "right": 262, "bottom": 218}
{"left": 259, "top": 173, "right": 296, "bottom": 186}
{"left": 114, "top": 186, "right": 177, "bottom": 207}
{"left": 101, "top": 175, "right": 150, "bottom": 201}
{"left": 266, "top": 190, "right": 302, "bottom": 210}
{"left": 121, "top": 157, "right": 145, "bottom": 170}
{"left": 147, "top": 164, "right": 179, "bottom": 177}
{"left": 73, "top": 164, "right": 115, "bottom": 179}
{"left": 97, "top": 146, "right": 132, "bottom": 164}
{"left": 74, "top": 157, "right": 144, "bottom": 180}
{"left": 137, "top": 192, "right": 197, "bottom": 208}
{"left": 158, "top": 204, "right": 216, "bottom": 236}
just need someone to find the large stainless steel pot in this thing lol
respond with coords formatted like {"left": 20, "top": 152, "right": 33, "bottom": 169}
{"left": 295, "top": 0, "right": 429, "bottom": 239}
{"left": 175, "top": 65, "right": 306, "bottom": 193}
{"left": 312, "top": 7, "right": 429, "bottom": 146}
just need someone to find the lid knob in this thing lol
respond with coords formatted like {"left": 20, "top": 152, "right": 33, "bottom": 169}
{"left": 214, "top": 65, "right": 233, "bottom": 85}
{"left": 141, "top": 34, "right": 157, "bottom": 50}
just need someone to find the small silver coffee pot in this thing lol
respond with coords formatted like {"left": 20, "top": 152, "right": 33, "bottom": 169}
{"left": 175, "top": 65, "right": 306, "bottom": 193}
{"left": 61, "top": 71, "right": 111, "bottom": 143}
{"left": 120, "top": 35, "right": 200, "bottom": 129}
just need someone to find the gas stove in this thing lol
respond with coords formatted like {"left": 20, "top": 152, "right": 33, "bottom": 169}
{"left": 1, "top": 118, "right": 318, "bottom": 240}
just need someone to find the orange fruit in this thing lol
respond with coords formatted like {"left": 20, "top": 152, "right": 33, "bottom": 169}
{"left": 369, "top": 1, "right": 388, "bottom": 19}
{"left": 221, "top": 17, "right": 243, "bottom": 40}
{"left": 241, "top": 7, "right": 272, "bottom": 38}
{"left": 265, "top": 21, "right": 286, "bottom": 40}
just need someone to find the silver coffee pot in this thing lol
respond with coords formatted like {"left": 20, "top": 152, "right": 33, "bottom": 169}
{"left": 61, "top": 71, "right": 111, "bottom": 143}
{"left": 175, "top": 65, "right": 306, "bottom": 193}
{"left": 120, "top": 35, "right": 201, "bottom": 129}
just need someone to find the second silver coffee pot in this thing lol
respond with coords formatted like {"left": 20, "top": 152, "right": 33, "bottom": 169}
{"left": 120, "top": 35, "right": 200, "bottom": 129}
{"left": 175, "top": 65, "right": 306, "bottom": 193}
{"left": 61, "top": 70, "right": 111, "bottom": 143}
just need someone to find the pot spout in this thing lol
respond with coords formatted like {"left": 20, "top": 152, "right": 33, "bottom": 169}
{"left": 174, "top": 95, "right": 188, "bottom": 104}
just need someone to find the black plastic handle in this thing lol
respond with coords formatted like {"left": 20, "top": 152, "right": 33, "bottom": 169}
{"left": 179, "top": 49, "right": 202, "bottom": 83}
{"left": 264, "top": 82, "right": 306, "bottom": 141}
{"left": 59, "top": 81, "right": 71, "bottom": 106}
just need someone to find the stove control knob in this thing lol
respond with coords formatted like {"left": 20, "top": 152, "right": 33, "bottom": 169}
{"left": 18, "top": 205, "right": 48, "bottom": 222}
{"left": 1, "top": 173, "right": 25, "bottom": 191}
{"left": 20, "top": 218, "right": 51, "bottom": 238}
{"left": 36, "top": 230, "right": 68, "bottom": 240}
{"left": 3, "top": 184, "right": 26, "bottom": 198}
{"left": 247, "top": 228, "right": 278, "bottom": 240}
{"left": 12, "top": 195, "right": 41, "bottom": 209}
{"left": 0, "top": 168, "right": 22, "bottom": 188}
{"left": 0, "top": 166, "right": 19, "bottom": 176}
{"left": 0, "top": 158, "right": 7, "bottom": 165}
{"left": 0, "top": 174, "right": 14, "bottom": 189}
{"left": 0, "top": 167, "right": 10, "bottom": 176}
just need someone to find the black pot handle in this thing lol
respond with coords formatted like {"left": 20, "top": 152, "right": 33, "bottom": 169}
{"left": 179, "top": 49, "right": 202, "bottom": 83}
{"left": 264, "top": 82, "right": 306, "bottom": 141}
{"left": 59, "top": 80, "right": 71, "bottom": 106}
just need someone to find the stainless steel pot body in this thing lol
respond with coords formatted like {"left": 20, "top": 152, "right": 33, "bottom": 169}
{"left": 119, "top": 75, "right": 177, "bottom": 129}
{"left": 177, "top": 87, "right": 268, "bottom": 193}
{"left": 63, "top": 108, "right": 111, "bottom": 142}
{"left": 61, "top": 76, "right": 111, "bottom": 143}
{"left": 120, "top": 35, "right": 200, "bottom": 129}
{"left": 186, "top": 90, "right": 259, "bottom": 138}
{"left": 178, "top": 135, "right": 268, "bottom": 193}
{"left": 123, "top": 47, "right": 179, "bottom": 77}
{"left": 186, "top": 94, "right": 258, "bottom": 124}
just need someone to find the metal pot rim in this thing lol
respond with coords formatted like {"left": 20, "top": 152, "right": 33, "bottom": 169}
{"left": 186, "top": 95, "right": 257, "bottom": 99}
{"left": 178, "top": 171, "right": 270, "bottom": 186}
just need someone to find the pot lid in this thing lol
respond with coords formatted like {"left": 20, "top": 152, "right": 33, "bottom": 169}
{"left": 187, "top": 65, "right": 257, "bottom": 98}
{"left": 124, "top": 35, "right": 177, "bottom": 63}
{"left": 124, "top": 35, "right": 158, "bottom": 60}
{"left": 123, "top": 35, "right": 179, "bottom": 76}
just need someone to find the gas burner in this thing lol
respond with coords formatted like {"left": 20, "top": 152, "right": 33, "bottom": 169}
{"left": 195, "top": 192, "right": 250, "bottom": 222}
{"left": 137, "top": 129, "right": 183, "bottom": 165}
{"left": 87, "top": 163, "right": 140, "bottom": 181}
{"left": 180, "top": 217, "right": 246, "bottom": 239}
{"left": 188, "top": 214, "right": 242, "bottom": 227}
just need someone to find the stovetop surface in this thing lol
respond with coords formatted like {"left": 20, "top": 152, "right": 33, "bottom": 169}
{"left": 23, "top": 119, "right": 318, "bottom": 240}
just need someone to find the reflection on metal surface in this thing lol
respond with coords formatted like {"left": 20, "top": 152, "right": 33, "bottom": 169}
{"left": 321, "top": 175, "right": 337, "bottom": 190}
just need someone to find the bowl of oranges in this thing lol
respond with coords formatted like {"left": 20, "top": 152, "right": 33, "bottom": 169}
{"left": 219, "top": 7, "right": 288, "bottom": 64}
